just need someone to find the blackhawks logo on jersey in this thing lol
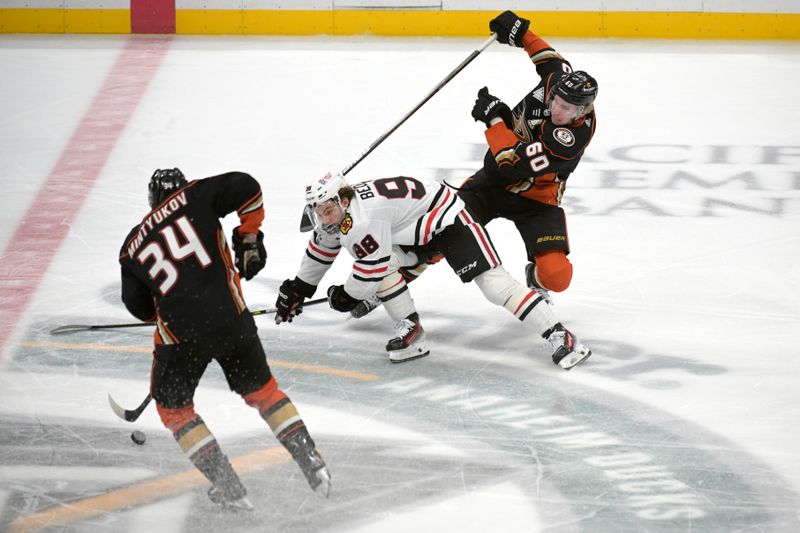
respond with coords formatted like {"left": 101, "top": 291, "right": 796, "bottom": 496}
{"left": 339, "top": 213, "right": 353, "bottom": 234}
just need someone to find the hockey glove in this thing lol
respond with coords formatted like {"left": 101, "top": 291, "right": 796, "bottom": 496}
{"left": 350, "top": 295, "right": 382, "bottom": 319}
{"left": 275, "top": 278, "right": 315, "bottom": 324}
{"left": 232, "top": 228, "right": 267, "bottom": 281}
{"left": 327, "top": 285, "right": 361, "bottom": 313}
{"left": 489, "top": 10, "right": 530, "bottom": 48}
{"left": 471, "top": 87, "right": 512, "bottom": 128}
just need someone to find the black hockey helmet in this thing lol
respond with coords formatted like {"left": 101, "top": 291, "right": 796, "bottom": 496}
{"left": 552, "top": 71, "right": 598, "bottom": 107}
{"left": 148, "top": 168, "right": 187, "bottom": 208}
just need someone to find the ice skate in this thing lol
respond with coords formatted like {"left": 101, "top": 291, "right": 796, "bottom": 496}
{"left": 285, "top": 430, "right": 332, "bottom": 498}
{"left": 545, "top": 323, "right": 591, "bottom": 370}
{"left": 207, "top": 476, "right": 253, "bottom": 511}
{"left": 207, "top": 485, "right": 254, "bottom": 511}
{"left": 385, "top": 312, "right": 429, "bottom": 363}
{"left": 525, "top": 263, "right": 554, "bottom": 305}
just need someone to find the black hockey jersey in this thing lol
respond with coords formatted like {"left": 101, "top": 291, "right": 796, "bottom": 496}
{"left": 119, "top": 172, "right": 264, "bottom": 344}
{"left": 480, "top": 31, "right": 596, "bottom": 206}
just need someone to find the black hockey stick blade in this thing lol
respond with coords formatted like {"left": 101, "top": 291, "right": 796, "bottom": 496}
{"left": 300, "top": 210, "right": 314, "bottom": 232}
{"left": 50, "top": 322, "right": 154, "bottom": 335}
{"left": 108, "top": 392, "right": 152, "bottom": 422}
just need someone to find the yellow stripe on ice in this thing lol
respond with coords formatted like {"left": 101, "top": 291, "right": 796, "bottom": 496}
{"left": 7, "top": 446, "right": 291, "bottom": 533}
{"left": 19, "top": 339, "right": 379, "bottom": 381}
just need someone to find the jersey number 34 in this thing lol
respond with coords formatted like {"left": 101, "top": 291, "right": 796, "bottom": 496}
{"left": 136, "top": 215, "right": 212, "bottom": 295}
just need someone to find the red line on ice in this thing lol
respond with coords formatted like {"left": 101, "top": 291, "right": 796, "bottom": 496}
{"left": 0, "top": 37, "right": 171, "bottom": 358}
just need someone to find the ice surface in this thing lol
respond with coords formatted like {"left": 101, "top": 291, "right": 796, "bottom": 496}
{"left": 1, "top": 34, "right": 799, "bottom": 532}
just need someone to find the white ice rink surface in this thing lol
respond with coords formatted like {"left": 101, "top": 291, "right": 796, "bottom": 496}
{"left": 1, "top": 34, "right": 799, "bottom": 532}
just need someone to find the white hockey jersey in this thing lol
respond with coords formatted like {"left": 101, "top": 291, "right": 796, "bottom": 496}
{"left": 298, "top": 176, "right": 463, "bottom": 300}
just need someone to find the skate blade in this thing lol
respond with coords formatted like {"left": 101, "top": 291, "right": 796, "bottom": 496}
{"left": 220, "top": 496, "right": 254, "bottom": 512}
{"left": 558, "top": 347, "right": 592, "bottom": 370}
{"left": 388, "top": 343, "right": 430, "bottom": 363}
{"left": 314, "top": 467, "right": 332, "bottom": 498}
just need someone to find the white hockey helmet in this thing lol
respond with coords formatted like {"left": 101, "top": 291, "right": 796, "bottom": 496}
{"left": 304, "top": 171, "right": 347, "bottom": 234}
{"left": 305, "top": 171, "right": 346, "bottom": 208}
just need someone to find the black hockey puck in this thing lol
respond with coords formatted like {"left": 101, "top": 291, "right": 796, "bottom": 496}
{"left": 131, "top": 430, "right": 147, "bottom": 445}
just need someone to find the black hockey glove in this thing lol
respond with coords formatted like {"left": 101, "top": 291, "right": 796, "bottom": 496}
{"left": 327, "top": 285, "right": 361, "bottom": 313}
{"left": 231, "top": 227, "right": 267, "bottom": 281}
{"left": 471, "top": 87, "right": 512, "bottom": 128}
{"left": 489, "top": 10, "right": 530, "bottom": 48}
{"left": 350, "top": 295, "right": 382, "bottom": 319}
{"left": 275, "top": 278, "right": 315, "bottom": 324}
{"left": 413, "top": 245, "right": 444, "bottom": 267}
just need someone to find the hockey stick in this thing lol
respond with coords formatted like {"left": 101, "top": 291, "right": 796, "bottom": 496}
{"left": 108, "top": 392, "right": 152, "bottom": 422}
{"left": 49, "top": 322, "right": 154, "bottom": 335}
{"left": 50, "top": 297, "right": 329, "bottom": 335}
{"left": 300, "top": 33, "right": 498, "bottom": 231}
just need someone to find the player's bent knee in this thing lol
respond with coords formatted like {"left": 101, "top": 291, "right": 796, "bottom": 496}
{"left": 534, "top": 251, "right": 573, "bottom": 292}
{"left": 243, "top": 376, "right": 285, "bottom": 413}
{"left": 156, "top": 403, "right": 197, "bottom": 431}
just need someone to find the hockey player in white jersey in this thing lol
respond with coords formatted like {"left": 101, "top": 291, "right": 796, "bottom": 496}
{"left": 274, "top": 171, "right": 591, "bottom": 370}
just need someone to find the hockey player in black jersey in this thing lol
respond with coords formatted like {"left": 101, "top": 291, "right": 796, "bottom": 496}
{"left": 119, "top": 168, "right": 331, "bottom": 510}
{"left": 461, "top": 10, "right": 598, "bottom": 304}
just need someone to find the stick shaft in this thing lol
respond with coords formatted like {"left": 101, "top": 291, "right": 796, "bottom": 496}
{"left": 341, "top": 33, "right": 497, "bottom": 176}
{"left": 51, "top": 297, "right": 330, "bottom": 334}
{"left": 49, "top": 322, "right": 153, "bottom": 334}
{"left": 300, "top": 34, "right": 497, "bottom": 232}
{"left": 251, "top": 296, "right": 328, "bottom": 316}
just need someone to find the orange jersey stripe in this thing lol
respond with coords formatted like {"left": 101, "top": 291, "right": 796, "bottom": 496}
{"left": 522, "top": 31, "right": 552, "bottom": 57}
{"left": 237, "top": 191, "right": 264, "bottom": 235}
{"left": 216, "top": 230, "right": 246, "bottom": 314}
{"left": 485, "top": 122, "right": 519, "bottom": 155}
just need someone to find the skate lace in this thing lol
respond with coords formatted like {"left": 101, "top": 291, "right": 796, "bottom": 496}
{"left": 547, "top": 329, "right": 566, "bottom": 349}
{"left": 549, "top": 328, "right": 576, "bottom": 353}
{"left": 394, "top": 318, "right": 416, "bottom": 339}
